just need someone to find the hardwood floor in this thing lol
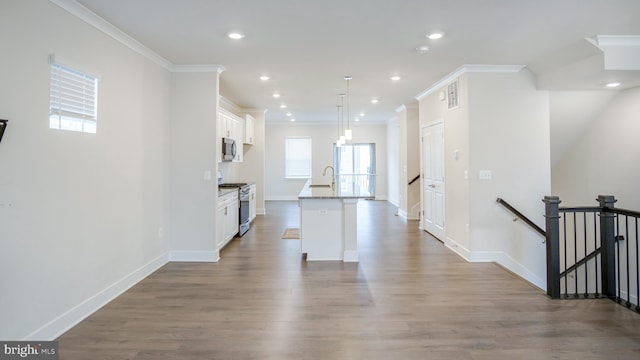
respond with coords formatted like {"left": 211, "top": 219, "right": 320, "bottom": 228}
{"left": 58, "top": 200, "right": 640, "bottom": 359}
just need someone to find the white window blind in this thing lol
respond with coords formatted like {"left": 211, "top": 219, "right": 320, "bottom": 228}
{"left": 49, "top": 61, "right": 98, "bottom": 133}
{"left": 285, "top": 137, "right": 312, "bottom": 178}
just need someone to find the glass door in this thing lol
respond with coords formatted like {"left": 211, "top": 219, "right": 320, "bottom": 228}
{"left": 334, "top": 143, "right": 376, "bottom": 196}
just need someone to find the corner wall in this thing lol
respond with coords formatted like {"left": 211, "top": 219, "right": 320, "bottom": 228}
{"left": 552, "top": 87, "right": 640, "bottom": 209}
{"left": 0, "top": 0, "right": 171, "bottom": 339}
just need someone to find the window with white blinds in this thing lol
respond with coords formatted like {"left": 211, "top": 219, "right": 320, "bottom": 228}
{"left": 49, "top": 62, "right": 98, "bottom": 133}
{"left": 285, "top": 137, "right": 312, "bottom": 179}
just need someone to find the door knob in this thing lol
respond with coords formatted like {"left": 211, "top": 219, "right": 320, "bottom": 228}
{"left": 428, "top": 184, "right": 436, "bottom": 188}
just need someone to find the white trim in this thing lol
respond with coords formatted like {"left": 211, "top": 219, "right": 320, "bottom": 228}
{"left": 343, "top": 250, "right": 359, "bottom": 262}
{"left": 168, "top": 250, "right": 219, "bottom": 262}
{"left": 395, "top": 105, "right": 407, "bottom": 113}
{"left": 49, "top": 0, "right": 173, "bottom": 70}
{"left": 257, "top": 208, "right": 267, "bottom": 215}
{"left": 415, "top": 64, "right": 526, "bottom": 100}
{"left": 24, "top": 252, "right": 169, "bottom": 340}
{"left": 593, "top": 35, "right": 640, "bottom": 47}
{"left": 398, "top": 209, "right": 408, "bottom": 220}
{"left": 172, "top": 64, "right": 226, "bottom": 74}
{"left": 49, "top": 0, "right": 225, "bottom": 74}
{"left": 443, "top": 236, "right": 545, "bottom": 291}
{"left": 267, "top": 121, "right": 387, "bottom": 126}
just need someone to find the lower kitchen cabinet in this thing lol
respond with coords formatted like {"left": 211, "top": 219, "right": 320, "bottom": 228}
{"left": 217, "top": 191, "right": 239, "bottom": 250}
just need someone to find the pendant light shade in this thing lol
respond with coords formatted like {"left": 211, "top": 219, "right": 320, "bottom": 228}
{"left": 344, "top": 76, "right": 353, "bottom": 140}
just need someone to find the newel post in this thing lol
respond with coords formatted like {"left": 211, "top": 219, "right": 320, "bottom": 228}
{"left": 597, "top": 195, "right": 617, "bottom": 298}
{"left": 544, "top": 196, "right": 562, "bottom": 299}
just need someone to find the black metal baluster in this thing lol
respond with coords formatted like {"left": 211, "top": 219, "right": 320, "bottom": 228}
{"left": 594, "top": 212, "right": 600, "bottom": 297}
{"left": 627, "top": 217, "right": 640, "bottom": 311}
{"left": 563, "top": 213, "right": 568, "bottom": 298}
{"left": 584, "top": 212, "right": 588, "bottom": 297}
{"left": 625, "top": 216, "right": 630, "bottom": 308}
{"left": 616, "top": 215, "right": 621, "bottom": 303}
{"left": 574, "top": 212, "right": 578, "bottom": 298}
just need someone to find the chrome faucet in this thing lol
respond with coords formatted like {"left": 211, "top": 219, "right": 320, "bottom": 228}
{"left": 323, "top": 165, "right": 335, "bottom": 190}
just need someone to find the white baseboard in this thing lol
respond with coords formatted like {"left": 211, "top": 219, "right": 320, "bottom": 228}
{"left": 24, "top": 253, "right": 169, "bottom": 341}
{"left": 168, "top": 250, "right": 219, "bottom": 262}
{"left": 343, "top": 250, "right": 359, "bottom": 262}
{"left": 444, "top": 237, "right": 545, "bottom": 291}
{"left": 618, "top": 290, "right": 639, "bottom": 306}
{"left": 398, "top": 209, "right": 408, "bottom": 219}
{"left": 257, "top": 208, "right": 266, "bottom": 215}
{"left": 388, "top": 199, "right": 400, "bottom": 208}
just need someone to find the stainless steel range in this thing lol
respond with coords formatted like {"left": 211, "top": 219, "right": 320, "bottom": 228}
{"left": 218, "top": 182, "right": 251, "bottom": 236}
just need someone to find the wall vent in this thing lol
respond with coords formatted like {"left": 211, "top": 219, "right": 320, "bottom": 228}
{"left": 447, "top": 80, "right": 459, "bottom": 110}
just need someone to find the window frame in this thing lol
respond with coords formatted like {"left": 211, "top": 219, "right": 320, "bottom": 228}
{"left": 49, "top": 59, "right": 99, "bottom": 134}
{"left": 285, "top": 136, "right": 312, "bottom": 179}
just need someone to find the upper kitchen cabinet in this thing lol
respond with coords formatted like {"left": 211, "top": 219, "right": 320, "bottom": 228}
{"left": 218, "top": 108, "right": 244, "bottom": 162}
{"left": 244, "top": 114, "right": 255, "bottom": 145}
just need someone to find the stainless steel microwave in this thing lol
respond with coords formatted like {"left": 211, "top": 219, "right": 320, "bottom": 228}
{"left": 222, "top": 137, "right": 236, "bottom": 161}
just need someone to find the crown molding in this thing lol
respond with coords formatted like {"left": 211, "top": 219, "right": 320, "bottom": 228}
{"left": 415, "top": 64, "right": 526, "bottom": 100}
{"left": 395, "top": 105, "right": 407, "bottom": 113}
{"left": 50, "top": 0, "right": 224, "bottom": 74}
{"left": 172, "top": 64, "right": 226, "bottom": 73}
{"left": 592, "top": 35, "right": 640, "bottom": 47}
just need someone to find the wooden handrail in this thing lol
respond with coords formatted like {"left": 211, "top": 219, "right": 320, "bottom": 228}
{"left": 408, "top": 175, "right": 420, "bottom": 186}
{"left": 496, "top": 197, "right": 546, "bottom": 237}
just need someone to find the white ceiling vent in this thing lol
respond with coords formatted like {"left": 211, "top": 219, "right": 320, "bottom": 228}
{"left": 447, "top": 79, "right": 459, "bottom": 110}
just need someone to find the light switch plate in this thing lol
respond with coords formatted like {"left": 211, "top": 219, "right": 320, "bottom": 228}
{"left": 479, "top": 170, "right": 492, "bottom": 180}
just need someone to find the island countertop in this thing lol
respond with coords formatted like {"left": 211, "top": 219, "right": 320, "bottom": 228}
{"left": 298, "top": 179, "right": 374, "bottom": 199}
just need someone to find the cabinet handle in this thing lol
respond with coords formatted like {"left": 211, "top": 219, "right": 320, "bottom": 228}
{"left": 224, "top": 207, "right": 227, "bottom": 215}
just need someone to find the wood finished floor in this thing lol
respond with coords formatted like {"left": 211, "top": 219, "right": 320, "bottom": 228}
{"left": 58, "top": 201, "right": 640, "bottom": 359}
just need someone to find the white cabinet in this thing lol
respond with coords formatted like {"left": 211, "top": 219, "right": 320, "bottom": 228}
{"left": 217, "top": 191, "right": 239, "bottom": 250}
{"left": 218, "top": 109, "right": 244, "bottom": 162}
{"left": 244, "top": 114, "right": 255, "bottom": 145}
{"left": 249, "top": 183, "right": 257, "bottom": 222}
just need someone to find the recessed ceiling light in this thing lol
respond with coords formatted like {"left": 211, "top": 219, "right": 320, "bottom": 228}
{"left": 355, "top": 117, "right": 360, "bottom": 122}
{"left": 259, "top": 75, "right": 270, "bottom": 81}
{"left": 359, "top": 112, "right": 365, "bottom": 117}
{"left": 427, "top": 32, "right": 444, "bottom": 40}
{"left": 272, "top": 93, "right": 281, "bottom": 98}
{"left": 290, "top": 118, "right": 296, "bottom": 122}
{"left": 371, "top": 98, "right": 379, "bottom": 104}
{"left": 415, "top": 46, "right": 429, "bottom": 54}
{"left": 606, "top": 82, "right": 621, "bottom": 88}
{"left": 228, "top": 32, "right": 245, "bottom": 40}
{"left": 280, "top": 104, "right": 287, "bottom": 109}
{"left": 390, "top": 76, "right": 401, "bottom": 81}
{"left": 286, "top": 112, "right": 292, "bottom": 117}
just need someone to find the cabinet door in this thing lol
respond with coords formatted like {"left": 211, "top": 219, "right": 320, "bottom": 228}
{"left": 230, "top": 116, "right": 244, "bottom": 162}
{"left": 216, "top": 203, "right": 226, "bottom": 248}
{"left": 244, "top": 115, "right": 254, "bottom": 144}
{"left": 226, "top": 198, "right": 239, "bottom": 239}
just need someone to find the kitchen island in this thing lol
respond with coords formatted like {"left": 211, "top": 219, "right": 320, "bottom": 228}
{"left": 298, "top": 178, "right": 374, "bottom": 262}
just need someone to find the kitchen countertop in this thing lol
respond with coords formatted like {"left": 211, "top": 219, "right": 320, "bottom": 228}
{"left": 218, "top": 188, "right": 239, "bottom": 197}
{"left": 298, "top": 179, "right": 374, "bottom": 199}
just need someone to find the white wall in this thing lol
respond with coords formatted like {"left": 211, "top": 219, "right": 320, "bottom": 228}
{"left": 418, "top": 69, "right": 550, "bottom": 289}
{"left": 265, "top": 123, "right": 388, "bottom": 200}
{"left": 552, "top": 87, "right": 640, "bottom": 209}
{"left": 467, "top": 71, "right": 550, "bottom": 288}
{"left": 168, "top": 72, "right": 219, "bottom": 259}
{"left": 0, "top": 0, "right": 171, "bottom": 339}
{"left": 386, "top": 119, "right": 400, "bottom": 207}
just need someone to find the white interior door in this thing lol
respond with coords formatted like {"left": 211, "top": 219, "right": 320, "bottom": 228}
{"left": 422, "top": 122, "right": 445, "bottom": 241}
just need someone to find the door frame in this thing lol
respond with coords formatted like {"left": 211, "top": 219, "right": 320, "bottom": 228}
{"left": 420, "top": 120, "right": 446, "bottom": 240}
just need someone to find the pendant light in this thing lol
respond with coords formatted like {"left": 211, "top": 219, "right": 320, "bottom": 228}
{"left": 336, "top": 104, "right": 342, "bottom": 148}
{"left": 338, "top": 93, "right": 346, "bottom": 145}
{"left": 344, "top": 76, "right": 353, "bottom": 140}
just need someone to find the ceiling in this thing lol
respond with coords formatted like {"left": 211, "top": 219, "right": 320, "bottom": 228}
{"left": 73, "top": 0, "right": 640, "bottom": 124}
